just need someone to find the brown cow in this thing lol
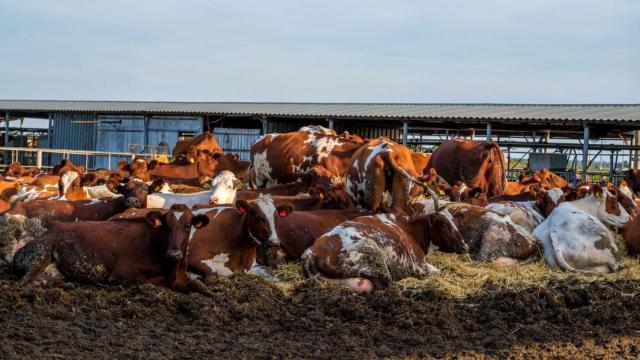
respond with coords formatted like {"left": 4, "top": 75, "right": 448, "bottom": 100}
{"left": 12, "top": 209, "right": 206, "bottom": 290}
{"left": 411, "top": 152, "right": 431, "bottom": 175}
{"left": 532, "top": 168, "right": 568, "bottom": 189}
{"left": 301, "top": 211, "right": 466, "bottom": 293}
{"left": 345, "top": 137, "right": 423, "bottom": 213}
{"left": 624, "top": 216, "right": 640, "bottom": 255}
{"left": 427, "top": 139, "right": 506, "bottom": 197}
{"left": 250, "top": 128, "right": 364, "bottom": 188}
{"left": 449, "top": 183, "right": 488, "bottom": 207}
{"left": 150, "top": 154, "right": 218, "bottom": 180}
{"left": 624, "top": 169, "right": 640, "bottom": 194}
{"left": 4, "top": 163, "right": 41, "bottom": 177}
{"left": 235, "top": 195, "right": 365, "bottom": 266}
{"left": 173, "top": 132, "right": 222, "bottom": 164}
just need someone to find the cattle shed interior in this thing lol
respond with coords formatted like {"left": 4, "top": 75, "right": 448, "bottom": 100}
{"left": 1, "top": 100, "right": 640, "bottom": 183}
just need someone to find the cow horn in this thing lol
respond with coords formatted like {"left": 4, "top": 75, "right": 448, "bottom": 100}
{"left": 397, "top": 167, "right": 440, "bottom": 210}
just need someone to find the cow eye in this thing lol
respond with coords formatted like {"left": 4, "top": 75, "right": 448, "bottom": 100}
{"left": 184, "top": 224, "right": 191, "bottom": 231}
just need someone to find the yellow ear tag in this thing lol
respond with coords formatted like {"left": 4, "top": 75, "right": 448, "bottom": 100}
{"left": 204, "top": 183, "right": 211, "bottom": 189}
{"left": 154, "top": 218, "right": 162, "bottom": 226}
{"left": 439, "top": 190, "right": 445, "bottom": 196}
{"left": 595, "top": 193, "right": 601, "bottom": 198}
{"left": 423, "top": 183, "right": 429, "bottom": 188}
{"left": 189, "top": 158, "right": 195, "bottom": 163}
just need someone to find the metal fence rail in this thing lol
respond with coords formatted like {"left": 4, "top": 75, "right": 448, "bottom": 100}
{"left": 0, "top": 146, "right": 170, "bottom": 171}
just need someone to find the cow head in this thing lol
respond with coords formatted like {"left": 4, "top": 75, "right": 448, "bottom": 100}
{"left": 58, "top": 170, "right": 90, "bottom": 201}
{"left": 129, "top": 157, "right": 150, "bottom": 181}
{"left": 148, "top": 178, "right": 173, "bottom": 194}
{"left": 590, "top": 185, "right": 631, "bottom": 229}
{"left": 535, "top": 168, "right": 568, "bottom": 189}
{"left": 236, "top": 195, "right": 293, "bottom": 247}
{"left": 4, "top": 163, "right": 24, "bottom": 177}
{"left": 163, "top": 207, "right": 210, "bottom": 261}
{"left": 611, "top": 181, "right": 638, "bottom": 217}
{"left": 208, "top": 170, "right": 243, "bottom": 205}
{"left": 423, "top": 209, "right": 467, "bottom": 253}
{"left": 624, "top": 169, "right": 640, "bottom": 194}
{"left": 473, "top": 143, "right": 505, "bottom": 197}
{"left": 536, "top": 188, "right": 565, "bottom": 217}
{"left": 107, "top": 179, "right": 150, "bottom": 208}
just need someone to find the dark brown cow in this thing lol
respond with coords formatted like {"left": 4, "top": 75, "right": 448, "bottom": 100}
{"left": 50, "top": 159, "right": 85, "bottom": 176}
{"left": 173, "top": 132, "right": 222, "bottom": 164}
{"left": 301, "top": 211, "right": 466, "bottom": 293}
{"left": 624, "top": 169, "right": 640, "bottom": 194}
{"left": 215, "top": 153, "right": 250, "bottom": 181}
{"left": 345, "top": 137, "right": 423, "bottom": 213}
{"left": 449, "top": 184, "right": 488, "bottom": 207}
{"left": 531, "top": 168, "right": 568, "bottom": 189}
{"left": 624, "top": 216, "right": 640, "bottom": 255}
{"left": 12, "top": 209, "right": 205, "bottom": 290}
{"left": 426, "top": 139, "right": 506, "bottom": 197}
{"left": 250, "top": 128, "right": 364, "bottom": 188}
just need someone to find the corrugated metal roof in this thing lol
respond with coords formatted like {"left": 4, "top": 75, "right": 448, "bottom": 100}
{"left": 1, "top": 100, "right": 640, "bottom": 123}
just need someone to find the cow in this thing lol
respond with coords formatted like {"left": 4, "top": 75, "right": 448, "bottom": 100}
{"left": 114, "top": 157, "right": 152, "bottom": 182}
{"left": 214, "top": 153, "right": 251, "bottom": 181}
{"left": 485, "top": 188, "right": 565, "bottom": 232}
{"left": 301, "top": 210, "right": 466, "bottom": 293}
{"left": 531, "top": 168, "right": 568, "bottom": 189}
{"left": 608, "top": 181, "right": 638, "bottom": 217}
{"left": 4, "top": 163, "right": 41, "bottom": 177}
{"left": 623, "top": 169, "right": 640, "bottom": 194}
{"left": 250, "top": 128, "right": 364, "bottom": 188}
{"left": 411, "top": 152, "right": 431, "bottom": 175}
{"left": 426, "top": 139, "right": 506, "bottom": 197}
{"left": 149, "top": 153, "right": 218, "bottom": 181}
{"left": 534, "top": 204, "right": 622, "bottom": 273}
{"left": 345, "top": 137, "right": 423, "bottom": 213}
{"left": 146, "top": 170, "right": 242, "bottom": 208}
{"left": 50, "top": 159, "right": 85, "bottom": 176}
{"left": 624, "top": 215, "right": 640, "bottom": 255}
{"left": 449, "top": 183, "right": 488, "bottom": 207}
{"left": 235, "top": 194, "right": 365, "bottom": 267}
{"left": 13, "top": 175, "right": 62, "bottom": 202}
{"left": 0, "top": 179, "right": 20, "bottom": 198}
{"left": 12, "top": 209, "right": 207, "bottom": 291}
{"left": 566, "top": 185, "right": 631, "bottom": 230}
{"left": 172, "top": 132, "right": 223, "bottom": 164}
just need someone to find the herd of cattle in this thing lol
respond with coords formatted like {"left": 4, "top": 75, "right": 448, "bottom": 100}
{"left": 1, "top": 125, "right": 640, "bottom": 293}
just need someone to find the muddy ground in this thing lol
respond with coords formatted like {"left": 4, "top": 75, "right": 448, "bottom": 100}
{"left": 1, "top": 255, "right": 639, "bottom": 359}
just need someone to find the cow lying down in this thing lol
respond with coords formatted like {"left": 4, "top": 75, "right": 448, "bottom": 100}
{"left": 12, "top": 208, "right": 208, "bottom": 291}
{"left": 146, "top": 170, "right": 242, "bottom": 208}
{"left": 301, "top": 210, "right": 467, "bottom": 293}
{"left": 533, "top": 186, "right": 630, "bottom": 273}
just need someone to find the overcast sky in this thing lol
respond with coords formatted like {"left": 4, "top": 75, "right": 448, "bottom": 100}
{"left": 0, "top": 1, "right": 638, "bottom": 103}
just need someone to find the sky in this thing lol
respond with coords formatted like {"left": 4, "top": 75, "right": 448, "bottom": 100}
{"left": 0, "top": 0, "right": 638, "bottom": 104}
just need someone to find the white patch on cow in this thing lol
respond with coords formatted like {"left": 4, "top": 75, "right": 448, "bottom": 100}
{"left": 483, "top": 210, "right": 533, "bottom": 242}
{"left": 323, "top": 223, "right": 366, "bottom": 249}
{"left": 364, "top": 141, "right": 389, "bottom": 170}
{"left": 299, "top": 125, "right": 335, "bottom": 135}
{"left": 248, "top": 260, "right": 279, "bottom": 280}
{"left": 485, "top": 201, "right": 545, "bottom": 232}
{"left": 546, "top": 188, "right": 563, "bottom": 205}
{"left": 201, "top": 253, "right": 233, "bottom": 276}
{"left": 59, "top": 170, "right": 79, "bottom": 196}
{"left": 304, "top": 132, "right": 342, "bottom": 163}
{"left": 252, "top": 150, "right": 277, "bottom": 187}
{"left": 381, "top": 190, "right": 393, "bottom": 207}
{"left": 209, "top": 170, "right": 239, "bottom": 205}
{"left": 375, "top": 213, "right": 397, "bottom": 229}
{"left": 173, "top": 211, "right": 183, "bottom": 221}
{"left": 85, "top": 184, "right": 121, "bottom": 199}
{"left": 253, "top": 195, "right": 278, "bottom": 243}
{"left": 439, "top": 207, "right": 459, "bottom": 233}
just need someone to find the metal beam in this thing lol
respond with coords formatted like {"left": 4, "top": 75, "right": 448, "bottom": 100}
{"left": 635, "top": 130, "right": 639, "bottom": 169}
{"left": 4, "top": 111, "right": 9, "bottom": 146}
{"left": 327, "top": 119, "right": 334, "bottom": 130}
{"left": 48, "top": 113, "right": 53, "bottom": 148}
{"left": 402, "top": 121, "right": 409, "bottom": 145}
{"left": 582, "top": 125, "right": 589, "bottom": 182}
{"left": 261, "top": 116, "right": 268, "bottom": 135}
{"left": 486, "top": 123, "right": 492, "bottom": 141}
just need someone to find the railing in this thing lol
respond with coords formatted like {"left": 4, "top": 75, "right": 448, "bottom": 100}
{"left": 506, "top": 168, "right": 625, "bottom": 186}
{"left": 0, "top": 146, "right": 171, "bottom": 171}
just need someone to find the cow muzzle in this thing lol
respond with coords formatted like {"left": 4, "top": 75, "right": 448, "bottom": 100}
{"left": 125, "top": 197, "right": 142, "bottom": 208}
{"left": 166, "top": 250, "right": 183, "bottom": 261}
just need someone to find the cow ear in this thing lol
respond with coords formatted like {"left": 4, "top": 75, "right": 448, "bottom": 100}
{"left": 469, "top": 187, "right": 483, "bottom": 198}
{"left": 117, "top": 161, "right": 130, "bottom": 171}
{"left": 81, "top": 173, "right": 96, "bottom": 186}
{"left": 148, "top": 160, "right": 159, "bottom": 170}
{"left": 191, "top": 214, "right": 209, "bottom": 229}
{"left": 149, "top": 179, "right": 164, "bottom": 193}
{"left": 233, "top": 178, "right": 244, "bottom": 190}
{"left": 277, "top": 204, "right": 294, "bottom": 217}
{"left": 236, "top": 199, "right": 250, "bottom": 214}
{"left": 606, "top": 183, "right": 617, "bottom": 193}
{"left": 211, "top": 152, "right": 223, "bottom": 161}
{"left": 592, "top": 184, "right": 603, "bottom": 198}
{"left": 106, "top": 179, "right": 120, "bottom": 193}
{"left": 145, "top": 211, "right": 164, "bottom": 228}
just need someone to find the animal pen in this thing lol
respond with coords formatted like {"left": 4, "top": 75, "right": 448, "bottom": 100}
{"left": 1, "top": 100, "right": 639, "bottom": 185}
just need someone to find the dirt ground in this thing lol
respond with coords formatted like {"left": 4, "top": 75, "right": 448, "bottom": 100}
{"left": 1, "top": 252, "right": 640, "bottom": 359}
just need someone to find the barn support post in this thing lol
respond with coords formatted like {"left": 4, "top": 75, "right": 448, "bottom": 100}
{"left": 633, "top": 130, "right": 640, "bottom": 169}
{"left": 261, "top": 116, "right": 268, "bottom": 135}
{"left": 143, "top": 115, "right": 150, "bottom": 153}
{"left": 486, "top": 123, "right": 492, "bottom": 141}
{"left": 402, "top": 121, "right": 409, "bottom": 145}
{"left": 4, "top": 111, "right": 9, "bottom": 146}
{"left": 471, "top": 128, "right": 475, "bottom": 140}
{"left": 327, "top": 119, "right": 334, "bottom": 130}
{"left": 47, "top": 113, "right": 53, "bottom": 148}
{"left": 582, "top": 125, "right": 590, "bottom": 182}
{"left": 36, "top": 150, "right": 43, "bottom": 168}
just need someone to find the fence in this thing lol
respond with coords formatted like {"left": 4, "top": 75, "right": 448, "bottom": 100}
{"left": 0, "top": 146, "right": 169, "bottom": 171}
{"left": 212, "top": 128, "right": 262, "bottom": 160}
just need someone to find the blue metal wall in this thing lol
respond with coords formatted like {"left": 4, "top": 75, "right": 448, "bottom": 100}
{"left": 49, "top": 113, "right": 203, "bottom": 169}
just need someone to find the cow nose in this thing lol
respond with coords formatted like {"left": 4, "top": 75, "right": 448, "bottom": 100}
{"left": 209, "top": 197, "right": 219, "bottom": 205}
{"left": 267, "top": 237, "right": 279, "bottom": 247}
{"left": 166, "top": 250, "right": 183, "bottom": 260}
{"left": 125, "top": 197, "right": 141, "bottom": 208}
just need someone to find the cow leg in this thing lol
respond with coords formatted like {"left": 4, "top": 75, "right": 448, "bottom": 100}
{"left": 365, "top": 159, "right": 387, "bottom": 211}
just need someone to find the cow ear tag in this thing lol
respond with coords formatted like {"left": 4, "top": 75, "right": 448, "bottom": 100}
{"left": 189, "top": 158, "right": 195, "bottom": 164}
{"left": 238, "top": 206, "right": 247, "bottom": 214}
{"left": 439, "top": 190, "right": 445, "bottom": 196}
{"left": 204, "top": 183, "right": 211, "bottom": 189}
{"left": 154, "top": 218, "right": 162, "bottom": 227}
{"left": 279, "top": 209, "right": 288, "bottom": 217}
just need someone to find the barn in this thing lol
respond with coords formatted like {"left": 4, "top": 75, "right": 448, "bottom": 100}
{"left": 1, "top": 100, "right": 640, "bottom": 183}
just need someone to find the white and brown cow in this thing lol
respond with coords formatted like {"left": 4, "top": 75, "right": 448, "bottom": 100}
{"left": 301, "top": 211, "right": 467, "bottom": 293}
{"left": 146, "top": 170, "right": 243, "bottom": 208}
{"left": 250, "top": 127, "right": 364, "bottom": 188}
{"left": 345, "top": 137, "right": 423, "bottom": 213}
{"left": 485, "top": 188, "right": 565, "bottom": 233}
